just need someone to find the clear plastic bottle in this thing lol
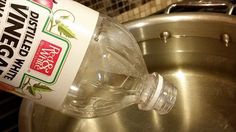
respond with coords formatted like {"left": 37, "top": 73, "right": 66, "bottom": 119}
{"left": 60, "top": 15, "right": 177, "bottom": 118}
{"left": 0, "top": 0, "right": 177, "bottom": 118}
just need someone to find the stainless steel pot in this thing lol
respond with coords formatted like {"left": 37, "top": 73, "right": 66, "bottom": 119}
{"left": 19, "top": 1, "right": 236, "bottom": 132}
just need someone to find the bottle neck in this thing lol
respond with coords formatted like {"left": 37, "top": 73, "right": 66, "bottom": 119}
{"left": 137, "top": 72, "right": 177, "bottom": 114}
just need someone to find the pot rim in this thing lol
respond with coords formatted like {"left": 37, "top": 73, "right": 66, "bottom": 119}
{"left": 126, "top": 13, "right": 236, "bottom": 29}
{"left": 124, "top": 13, "right": 236, "bottom": 43}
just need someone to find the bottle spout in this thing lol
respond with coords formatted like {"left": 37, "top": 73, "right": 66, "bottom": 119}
{"left": 152, "top": 74, "right": 177, "bottom": 114}
{"left": 138, "top": 73, "right": 177, "bottom": 114}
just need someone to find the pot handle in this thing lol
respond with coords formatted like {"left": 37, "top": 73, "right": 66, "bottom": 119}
{"left": 165, "top": 0, "right": 234, "bottom": 15}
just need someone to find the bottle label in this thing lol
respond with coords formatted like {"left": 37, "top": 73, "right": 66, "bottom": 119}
{"left": 0, "top": 0, "right": 99, "bottom": 109}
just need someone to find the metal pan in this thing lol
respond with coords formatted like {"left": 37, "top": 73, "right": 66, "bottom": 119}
{"left": 19, "top": 1, "right": 236, "bottom": 132}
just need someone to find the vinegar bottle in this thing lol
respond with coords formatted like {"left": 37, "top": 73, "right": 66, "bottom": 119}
{"left": 0, "top": 0, "right": 177, "bottom": 118}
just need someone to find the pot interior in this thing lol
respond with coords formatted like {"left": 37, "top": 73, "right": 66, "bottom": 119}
{"left": 19, "top": 13, "right": 236, "bottom": 132}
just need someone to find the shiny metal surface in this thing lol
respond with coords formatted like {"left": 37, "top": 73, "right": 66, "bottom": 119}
{"left": 19, "top": 13, "right": 236, "bottom": 132}
{"left": 221, "top": 33, "right": 231, "bottom": 47}
{"left": 165, "top": 0, "right": 233, "bottom": 15}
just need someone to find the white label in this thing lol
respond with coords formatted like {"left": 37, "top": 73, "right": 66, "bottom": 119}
{"left": 0, "top": 0, "right": 99, "bottom": 109}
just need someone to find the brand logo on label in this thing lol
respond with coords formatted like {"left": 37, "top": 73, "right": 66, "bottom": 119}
{"left": 30, "top": 40, "right": 62, "bottom": 76}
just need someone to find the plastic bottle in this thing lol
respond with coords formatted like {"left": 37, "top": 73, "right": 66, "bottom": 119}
{"left": 0, "top": 0, "right": 177, "bottom": 118}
